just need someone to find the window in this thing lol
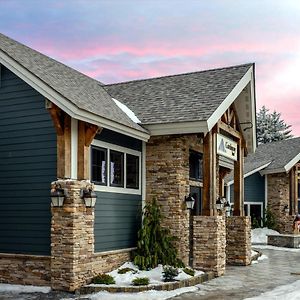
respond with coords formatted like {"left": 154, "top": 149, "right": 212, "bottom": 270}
{"left": 126, "top": 154, "right": 139, "bottom": 189}
{"left": 91, "top": 146, "right": 107, "bottom": 185}
{"left": 110, "top": 150, "right": 124, "bottom": 187}
{"left": 91, "top": 140, "right": 141, "bottom": 194}
{"left": 189, "top": 151, "right": 203, "bottom": 180}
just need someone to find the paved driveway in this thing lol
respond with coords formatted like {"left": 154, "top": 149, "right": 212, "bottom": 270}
{"left": 0, "top": 248, "right": 299, "bottom": 299}
{"left": 171, "top": 248, "right": 300, "bottom": 300}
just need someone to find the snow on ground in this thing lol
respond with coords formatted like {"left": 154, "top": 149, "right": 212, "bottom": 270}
{"left": 251, "top": 227, "right": 279, "bottom": 244}
{"left": 254, "top": 244, "right": 300, "bottom": 252}
{"left": 90, "top": 262, "right": 204, "bottom": 287}
{"left": 0, "top": 283, "right": 50, "bottom": 293}
{"left": 88, "top": 286, "right": 198, "bottom": 300}
{"left": 244, "top": 280, "right": 300, "bottom": 300}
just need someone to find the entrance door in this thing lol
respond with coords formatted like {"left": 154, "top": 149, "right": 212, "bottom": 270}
{"left": 250, "top": 204, "right": 263, "bottom": 226}
{"left": 190, "top": 186, "right": 202, "bottom": 216}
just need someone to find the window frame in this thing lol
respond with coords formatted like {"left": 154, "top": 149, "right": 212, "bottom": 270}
{"left": 189, "top": 150, "right": 203, "bottom": 181}
{"left": 91, "top": 140, "right": 142, "bottom": 195}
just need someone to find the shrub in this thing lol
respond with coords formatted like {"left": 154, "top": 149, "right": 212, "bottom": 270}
{"left": 132, "top": 277, "right": 150, "bottom": 286}
{"left": 133, "top": 198, "right": 184, "bottom": 270}
{"left": 92, "top": 274, "right": 115, "bottom": 285}
{"left": 162, "top": 266, "right": 179, "bottom": 282}
{"left": 117, "top": 267, "right": 136, "bottom": 274}
{"left": 182, "top": 267, "right": 195, "bottom": 276}
{"left": 251, "top": 217, "right": 261, "bottom": 229}
{"left": 263, "top": 208, "right": 277, "bottom": 230}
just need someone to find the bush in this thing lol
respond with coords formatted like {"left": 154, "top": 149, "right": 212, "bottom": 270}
{"left": 117, "top": 267, "right": 136, "bottom": 274}
{"left": 133, "top": 198, "right": 184, "bottom": 270}
{"left": 182, "top": 267, "right": 195, "bottom": 276}
{"left": 92, "top": 274, "right": 115, "bottom": 285}
{"left": 263, "top": 208, "right": 277, "bottom": 230}
{"left": 132, "top": 277, "right": 150, "bottom": 286}
{"left": 162, "top": 266, "right": 179, "bottom": 282}
{"left": 251, "top": 217, "right": 261, "bottom": 229}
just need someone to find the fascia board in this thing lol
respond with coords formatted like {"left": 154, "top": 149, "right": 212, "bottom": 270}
{"left": 284, "top": 153, "right": 300, "bottom": 173}
{"left": 0, "top": 50, "right": 150, "bottom": 142}
{"left": 206, "top": 67, "right": 253, "bottom": 131}
{"left": 144, "top": 121, "right": 208, "bottom": 136}
{"left": 260, "top": 167, "right": 286, "bottom": 175}
{"left": 226, "top": 161, "right": 271, "bottom": 186}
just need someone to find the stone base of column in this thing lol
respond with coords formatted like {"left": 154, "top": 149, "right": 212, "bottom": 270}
{"left": 226, "top": 216, "right": 251, "bottom": 266}
{"left": 193, "top": 216, "right": 226, "bottom": 276}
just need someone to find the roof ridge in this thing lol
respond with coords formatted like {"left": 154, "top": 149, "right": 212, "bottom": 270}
{"left": 258, "top": 136, "right": 300, "bottom": 148}
{"left": 104, "top": 63, "right": 254, "bottom": 86}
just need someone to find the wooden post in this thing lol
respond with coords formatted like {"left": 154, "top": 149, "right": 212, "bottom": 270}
{"left": 290, "top": 166, "right": 298, "bottom": 215}
{"left": 48, "top": 103, "right": 71, "bottom": 179}
{"left": 233, "top": 140, "right": 244, "bottom": 216}
{"left": 202, "top": 131, "right": 216, "bottom": 216}
{"left": 77, "top": 121, "right": 99, "bottom": 180}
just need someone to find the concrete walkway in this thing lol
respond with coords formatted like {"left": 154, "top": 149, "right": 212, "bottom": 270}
{"left": 171, "top": 248, "right": 300, "bottom": 300}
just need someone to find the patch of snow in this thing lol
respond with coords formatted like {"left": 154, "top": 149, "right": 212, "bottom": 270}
{"left": 0, "top": 284, "right": 51, "bottom": 293}
{"left": 254, "top": 245, "right": 300, "bottom": 252}
{"left": 244, "top": 280, "right": 300, "bottom": 300}
{"left": 91, "top": 262, "right": 204, "bottom": 287}
{"left": 257, "top": 254, "right": 268, "bottom": 261}
{"left": 251, "top": 227, "right": 279, "bottom": 244}
{"left": 113, "top": 98, "right": 141, "bottom": 124}
{"left": 88, "top": 286, "right": 198, "bottom": 300}
{"left": 251, "top": 250, "right": 258, "bottom": 257}
{"left": 251, "top": 260, "right": 258, "bottom": 265}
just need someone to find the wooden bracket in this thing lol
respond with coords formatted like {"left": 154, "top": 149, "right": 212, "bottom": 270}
{"left": 47, "top": 103, "right": 64, "bottom": 136}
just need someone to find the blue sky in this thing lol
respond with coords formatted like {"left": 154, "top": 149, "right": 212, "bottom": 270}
{"left": 1, "top": 0, "right": 300, "bottom": 134}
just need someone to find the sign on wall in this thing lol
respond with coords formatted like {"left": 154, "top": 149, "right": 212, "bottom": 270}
{"left": 216, "top": 134, "right": 238, "bottom": 161}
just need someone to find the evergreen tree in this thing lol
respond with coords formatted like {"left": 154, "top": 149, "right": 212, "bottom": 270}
{"left": 133, "top": 198, "right": 184, "bottom": 270}
{"left": 257, "top": 106, "right": 292, "bottom": 144}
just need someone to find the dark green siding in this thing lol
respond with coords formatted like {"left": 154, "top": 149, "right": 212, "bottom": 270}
{"left": 94, "top": 192, "right": 141, "bottom": 252}
{"left": 0, "top": 66, "right": 56, "bottom": 255}
{"left": 95, "top": 128, "right": 142, "bottom": 151}
{"left": 230, "top": 172, "right": 265, "bottom": 204}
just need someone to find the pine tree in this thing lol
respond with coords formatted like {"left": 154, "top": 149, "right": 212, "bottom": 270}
{"left": 133, "top": 198, "right": 184, "bottom": 270}
{"left": 257, "top": 106, "right": 292, "bottom": 144}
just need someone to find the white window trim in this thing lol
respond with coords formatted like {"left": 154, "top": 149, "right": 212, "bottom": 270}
{"left": 91, "top": 140, "right": 142, "bottom": 195}
{"left": 244, "top": 201, "right": 264, "bottom": 220}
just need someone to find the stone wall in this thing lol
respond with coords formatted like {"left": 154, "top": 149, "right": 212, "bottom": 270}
{"left": 267, "top": 173, "right": 294, "bottom": 233}
{"left": 226, "top": 216, "right": 251, "bottom": 266}
{"left": 193, "top": 216, "right": 226, "bottom": 276}
{"left": 146, "top": 134, "right": 204, "bottom": 265}
{"left": 0, "top": 253, "right": 50, "bottom": 285}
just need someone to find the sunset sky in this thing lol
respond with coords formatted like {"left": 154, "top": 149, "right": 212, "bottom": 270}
{"left": 1, "top": 0, "right": 299, "bottom": 135}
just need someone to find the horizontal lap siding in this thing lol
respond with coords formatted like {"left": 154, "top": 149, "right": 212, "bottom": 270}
{"left": 94, "top": 192, "right": 142, "bottom": 252}
{"left": 0, "top": 66, "right": 56, "bottom": 255}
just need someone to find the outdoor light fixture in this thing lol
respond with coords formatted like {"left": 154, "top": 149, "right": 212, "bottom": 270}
{"left": 80, "top": 186, "right": 97, "bottom": 208}
{"left": 50, "top": 183, "right": 67, "bottom": 207}
{"left": 216, "top": 197, "right": 223, "bottom": 211}
{"left": 224, "top": 200, "right": 231, "bottom": 217}
{"left": 283, "top": 205, "right": 289, "bottom": 214}
{"left": 185, "top": 194, "right": 195, "bottom": 210}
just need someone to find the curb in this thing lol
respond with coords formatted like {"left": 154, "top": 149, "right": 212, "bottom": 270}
{"left": 79, "top": 271, "right": 215, "bottom": 294}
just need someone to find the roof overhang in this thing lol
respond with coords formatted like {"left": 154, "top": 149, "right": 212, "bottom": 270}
{"left": 226, "top": 161, "right": 271, "bottom": 186}
{"left": 0, "top": 50, "right": 150, "bottom": 142}
{"left": 260, "top": 153, "right": 300, "bottom": 175}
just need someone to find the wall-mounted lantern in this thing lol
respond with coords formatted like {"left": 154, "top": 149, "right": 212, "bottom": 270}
{"left": 283, "top": 205, "right": 289, "bottom": 214}
{"left": 50, "top": 183, "right": 67, "bottom": 207}
{"left": 216, "top": 197, "right": 224, "bottom": 211}
{"left": 224, "top": 200, "right": 231, "bottom": 217}
{"left": 185, "top": 194, "right": 195, "bottom": 210}
{"left": 80, "top": 186, "right": 97, "bottom": 208}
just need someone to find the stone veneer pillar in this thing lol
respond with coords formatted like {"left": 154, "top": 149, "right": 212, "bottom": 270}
{"left": 193, "top": 216, "right": 226, "bottom": 276}
{"left": 51, "top": 179, "right": 94, "bottom": 291}
{"left": 267, "top": 172, "right": 294, "bottom": 234}
{"left": 226, "top": 216, "right": 251, "bottom": 266}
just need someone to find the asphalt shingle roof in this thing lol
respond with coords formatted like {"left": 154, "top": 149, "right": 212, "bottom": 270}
{"left": 105, "top": 64, "right": 253, "bottom": 125}
{"left": 0, "top": 33, "right": 146, "bottom": 133}
{"left": 225, "top": 137, "right": 300, "bottom": 183}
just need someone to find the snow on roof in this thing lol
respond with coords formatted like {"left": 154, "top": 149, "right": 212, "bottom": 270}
{"left": 113, "top": 98, "right": 141, "bottom": 124}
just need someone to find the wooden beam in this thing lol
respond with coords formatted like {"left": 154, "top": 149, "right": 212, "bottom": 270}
{"left": 233, "top": 140, "right": 244, "bottom": 216}
{"left": 202, "top": 131, "right": 217, "bottom": 216}
{"left": 290, "top": 166, "right": 298, "bottom": 215}
{"left": 85, "top": 124, "right": 100, "bottom": 147}
{"left": 218, "top": 120, "right": 242, "bottom": 140}
{"left": 47, "top": 104, "right": 64, "bottom": 136}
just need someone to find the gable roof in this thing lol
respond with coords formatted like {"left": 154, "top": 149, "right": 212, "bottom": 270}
{"left": 225, "top": 137, "right": 300, "bottom": 184}
{"left": 0, "top": 33, "right": 149, "bottom": 140}
{"left": 105, "top": 64, "right": 252, "bottom": 121}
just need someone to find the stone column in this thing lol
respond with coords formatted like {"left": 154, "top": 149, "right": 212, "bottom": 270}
{"left": 193, "top": 216, "right": 226, "bottom": 276}
{"left": 51, "top": 179, "right": 94, "bottom": 291}
{"left": 226, "top": 216, "right": 251, "bottom": 266}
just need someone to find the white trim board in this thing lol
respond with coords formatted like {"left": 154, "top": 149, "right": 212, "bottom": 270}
{"left": 0, "top": 49, "right": 150, "bottom": 142}
{"left": 226, "top": 161, "right": 271, "bottom": 186}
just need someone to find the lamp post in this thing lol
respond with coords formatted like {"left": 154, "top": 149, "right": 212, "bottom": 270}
{"left": 185, "top": 194, "right": 195, "bottom": 267}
